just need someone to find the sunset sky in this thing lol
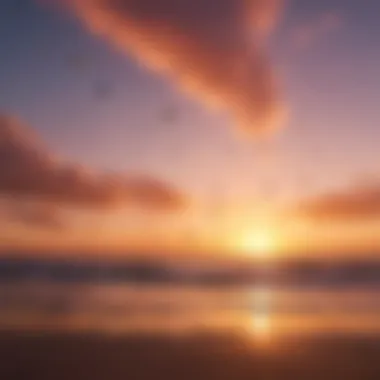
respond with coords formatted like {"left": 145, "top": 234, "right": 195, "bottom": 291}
{"left": 0, "top": 0, "right": 379, "bottom": 259}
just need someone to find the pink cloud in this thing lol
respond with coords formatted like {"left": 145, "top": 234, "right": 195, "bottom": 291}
{"left": 51, "top": 0, "right": 286, "bottom": 135}
{"left": 0, "top": 114, "right": 185, "bottom": 219}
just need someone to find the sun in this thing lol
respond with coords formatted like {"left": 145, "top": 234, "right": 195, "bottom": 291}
{"left": 239, "top": 230, "right": 277, "bottom": 258}
{"left": 251, "top": 314, "right": 272, "bottom": 338}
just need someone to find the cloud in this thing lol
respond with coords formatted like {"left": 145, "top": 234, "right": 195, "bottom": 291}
{"left": 55, "top": 0, "right": 285, "bottom": 135}
{"left": 292, "top": 11, "right": 343, "bottom": 50}
{"left": 0, "top": 114, "right": 185, "bottom": 217}
{"left": 0, "top": 200, "right": 63, "bottom": 229}
{"left": 295, "top": 181, "right": 380, "bottom": 222}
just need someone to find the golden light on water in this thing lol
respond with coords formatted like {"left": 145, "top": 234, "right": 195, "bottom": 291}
{"left": 247, "top": 288, "right": 274, "bottom": 341}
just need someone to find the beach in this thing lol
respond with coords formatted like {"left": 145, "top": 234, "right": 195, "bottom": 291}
{"left": 1, "top": 331, "right": 380, "bottom": 379}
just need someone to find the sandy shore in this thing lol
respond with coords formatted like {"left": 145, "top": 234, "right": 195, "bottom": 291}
{"left": 0, "top": 330, "right": 379, "bottom": 379}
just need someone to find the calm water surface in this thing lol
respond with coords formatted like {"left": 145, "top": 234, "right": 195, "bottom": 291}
{"left": 1, "top": 282, "right": 379, "bottom": 338}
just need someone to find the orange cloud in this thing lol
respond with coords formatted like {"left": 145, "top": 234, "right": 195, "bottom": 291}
{"left": 1, "top": 200, "right": 63, "bottom": 229}
{"left": 295, "top": 181, "right": 380, "bottom": 222}
{"left": 56, "top": 0, "right": 285, "bottom": 135}
{"left": 292, "top": 11, "right": 343, "bottom": 50}
{"left": 0, "top": 114, "right": 185, "bottom": 216}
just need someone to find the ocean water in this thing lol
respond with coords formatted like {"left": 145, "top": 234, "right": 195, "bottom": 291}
{"left": 1, "top": 281, "right": 379, "bottom": 338}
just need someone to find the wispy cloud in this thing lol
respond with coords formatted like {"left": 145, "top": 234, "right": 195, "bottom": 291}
{"left": 292, "top": 11, "right": 343, "bottom": 50}
{"left": 295, "top": 180, "right": 380, "bottom": 223}
{"left": 0, "top": 200, "right": 63, "bottom": 229}
{"left": 54, "top": 0, "right": 286, "bottom": 135}
{"left": 0, "top": 114, "right": 185, "bottom": 227}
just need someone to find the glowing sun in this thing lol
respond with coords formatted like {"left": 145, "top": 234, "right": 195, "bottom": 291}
{"left": 239, "top": 230, "right": 277, "bottom": 258}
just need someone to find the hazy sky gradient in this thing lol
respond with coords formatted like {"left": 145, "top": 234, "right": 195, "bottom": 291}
{"left": 1, "top": 0, "right": 380, "bottom": 257}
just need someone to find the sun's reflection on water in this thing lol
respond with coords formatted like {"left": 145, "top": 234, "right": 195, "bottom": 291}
{"left": 247, "top": 287, "right": 274, "bottom": 343}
